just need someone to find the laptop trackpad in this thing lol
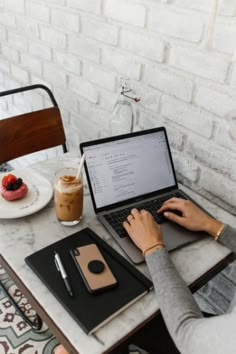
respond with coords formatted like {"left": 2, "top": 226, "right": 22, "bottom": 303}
{"left": 162, "top": 222, "right": 206, "bottom": 251}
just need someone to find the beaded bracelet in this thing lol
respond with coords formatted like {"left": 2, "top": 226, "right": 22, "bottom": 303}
{"left": 143, "top": 242, "right": 165, "bottom": 257}
{"left": 214, "top": 224, "right": 225, "bottom": 241}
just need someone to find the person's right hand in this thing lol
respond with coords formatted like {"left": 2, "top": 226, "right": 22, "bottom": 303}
{"left": 158, "top": 198, "right": 223, "bottom": 236}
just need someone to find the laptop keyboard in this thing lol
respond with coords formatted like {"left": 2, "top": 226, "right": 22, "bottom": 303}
{"left": 104, "top": 192, "right": 186, "bottom": 238}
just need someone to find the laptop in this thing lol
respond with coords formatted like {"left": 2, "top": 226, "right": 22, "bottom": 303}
{"left": 80, "top": 127, "right": 206, "bottom": 264}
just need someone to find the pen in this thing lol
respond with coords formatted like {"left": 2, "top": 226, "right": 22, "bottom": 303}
{"left": 54, "top": 251, "right": 74, "bottom": 297}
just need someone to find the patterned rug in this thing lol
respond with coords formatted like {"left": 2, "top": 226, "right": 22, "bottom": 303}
{"left": 0, "top": 266, "right": 59, "bottom": 354}
{"left": 194, "top": 259, "right": 236, "bottom": 315}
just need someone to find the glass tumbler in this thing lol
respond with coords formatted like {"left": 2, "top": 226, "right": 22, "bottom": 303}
{"left": 54, "top": 167, "right": 83, "bottom": 226}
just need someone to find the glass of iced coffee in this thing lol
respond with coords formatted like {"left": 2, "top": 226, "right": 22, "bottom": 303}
{"left": 54, "top": 168, "right": 83, "bottom": 226}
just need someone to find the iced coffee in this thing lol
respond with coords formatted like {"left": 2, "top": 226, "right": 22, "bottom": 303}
{"left": 54, "top": 168, "right": 83, "bottom": 226}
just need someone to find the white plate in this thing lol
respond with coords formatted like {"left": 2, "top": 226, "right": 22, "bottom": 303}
{"left": 0, "top": 170, "right": 53, "bottom": 219}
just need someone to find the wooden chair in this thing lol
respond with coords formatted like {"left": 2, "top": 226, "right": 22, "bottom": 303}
{"left": 0, "top": 84, "right": 67, "bottom": 165}
{"left": 0, "top": 85, "right": 68, "bottom": 332}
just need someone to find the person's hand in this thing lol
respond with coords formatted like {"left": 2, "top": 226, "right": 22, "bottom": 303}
{"left": 123, "top": 208, "right": 164, "bottom": 256}
{"left": 158, "top": 197, "right": 223, "bottom": 236}
{"left": 54, "top": 345, "right": 69, "bottom": 354}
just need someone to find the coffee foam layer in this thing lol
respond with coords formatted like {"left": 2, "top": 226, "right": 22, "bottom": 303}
{"left": 55, "top": 175, "right": 82, "bottom": 193}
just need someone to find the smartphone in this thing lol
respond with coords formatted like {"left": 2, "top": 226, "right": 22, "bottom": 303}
{"left": 70, "top": 244, "right": 118, "bottom": 294}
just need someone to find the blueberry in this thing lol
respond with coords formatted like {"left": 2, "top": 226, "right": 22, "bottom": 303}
{"left": 5, "top": 178, "right": 23, "bottom": 191}
{"left": 16, "top": 178, "right": 22, "bottom": 187}
{"left": 6, "top": 183, "right": 13, "bottom": 191}
{"left": 12, "top": 182, "right": 19, "bottom": 190}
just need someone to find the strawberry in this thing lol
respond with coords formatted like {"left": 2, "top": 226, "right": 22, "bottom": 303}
{"left": 2, "top": 174, "right": 17, "bottom": 188}
{"left": 7, "top": 174, "right": 17, "bottom": 184}
{"left": 2, "top": 176, "right": 8, "bottom": 188}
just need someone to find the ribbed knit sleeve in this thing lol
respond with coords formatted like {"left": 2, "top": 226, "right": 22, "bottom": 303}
{"left": 219, "top": 224, "right": 236, "bottom": 254}
{"left": 146, "top": 225, "right": 236, "bottom": 354}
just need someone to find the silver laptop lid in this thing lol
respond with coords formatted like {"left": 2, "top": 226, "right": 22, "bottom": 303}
{"left": 80, "top": 127, "right": 178, "bottom": 214}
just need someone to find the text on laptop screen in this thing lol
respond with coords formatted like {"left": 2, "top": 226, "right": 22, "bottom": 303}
{"left": 83, "top": 131, "right": 176, "bottom": 208}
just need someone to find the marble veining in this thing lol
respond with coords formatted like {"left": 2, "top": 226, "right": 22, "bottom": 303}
{"left": 0, "top": 152, "right": 235, "bottom": 354}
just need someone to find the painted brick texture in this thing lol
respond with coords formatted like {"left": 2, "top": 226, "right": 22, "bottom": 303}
{"left": 0, "top": 0, "right": 236, "bottom": 214}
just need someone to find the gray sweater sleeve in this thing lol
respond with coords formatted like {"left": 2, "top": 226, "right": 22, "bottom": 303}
{"left": 219, "top": 224, "right": 236, "bottom": 254}
{"left": 146, "top": 225, "right": 236, "bottom": 354}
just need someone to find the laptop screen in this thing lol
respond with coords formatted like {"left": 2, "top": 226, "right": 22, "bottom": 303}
{"left": 81, "top": 128, "right": 177, "bottom": 211}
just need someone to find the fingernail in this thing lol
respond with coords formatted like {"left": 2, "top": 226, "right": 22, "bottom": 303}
{"left": 164, "top": 212, "right": 168, "bottom": 217}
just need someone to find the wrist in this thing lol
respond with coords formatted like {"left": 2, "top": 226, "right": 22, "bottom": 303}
{"left": 143, "top": 242, "right": 165, "bottom": 257}
{"left": 205, "top": 218, "right": 224, "bottom": 240}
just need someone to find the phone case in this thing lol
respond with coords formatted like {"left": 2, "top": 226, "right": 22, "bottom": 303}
{"left": 70, "top": 244, "right": 118, "bottom": 293}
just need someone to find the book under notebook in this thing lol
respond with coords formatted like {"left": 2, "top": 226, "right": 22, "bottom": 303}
{"left": 25, "top": 227, "right": 153, "bottom": 335}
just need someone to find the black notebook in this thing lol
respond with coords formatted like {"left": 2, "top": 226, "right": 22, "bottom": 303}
{"left": 25, "top": 228, "right": 153, "bottom": 335}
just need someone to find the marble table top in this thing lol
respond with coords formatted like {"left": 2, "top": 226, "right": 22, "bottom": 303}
{"left": 0, "top": 152, "right": 235, "bottom": 354}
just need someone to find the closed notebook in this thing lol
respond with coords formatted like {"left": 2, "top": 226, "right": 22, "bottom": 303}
{"left": 25, "top": 228, "right": 153, "bottom": 335}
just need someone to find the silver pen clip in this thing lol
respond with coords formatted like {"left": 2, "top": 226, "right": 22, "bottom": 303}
{"left": 54, "top": 251, "right": 60, "bottom": 272}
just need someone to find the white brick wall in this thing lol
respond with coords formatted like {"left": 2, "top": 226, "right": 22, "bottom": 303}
{"left": 68, "top": 75, "right": 98, "bottom": 103}
{"left": 104, "top": 0, "right": 146, "bottom": 27}
{"left": 26, "top": 1, "right": 50, "bottom": 23}
{"left": 101, "top": 47, "right": 142, "bottom": 80}
{"left": 231, "top": 63, "right": 236, "bottom": 85}
{"left": 54, "top": 87, "right": 79, "bottom": 113}
{"left": 16, "top": 17, "right": 39, "bottom": 39}
{"left": 195, "top": 86, "right": 236, "bottom": 117}
{"left": 149, "top": 8, "right": 203, "bottom": 42}
{"left": 5, "top": 0, "right": 24, "bottom": 14}
{"left": 0, "top": 12, "right": 16, "bottom": 27}
{"left": 67, "top": 0, "right": 101, "bottom": 15}
{"left": 40, "top": 26, "right": 66, "bottom": 48}
{"left": 11, "top": 64, "right": 29, "bottom": 83}
{"left": 174, "top": 0, "right": 211, "bottom": 11}
{"left": 43, "top": 62, "right": 67, "bottom": 88}
{"left": 218, "top": 0, "right": 236, "bottom": 16}
{"left": 83, "top": 62, "right": 116, "bottom": 91}
{"left": 29, "top": 41, "right": 52, "bottom": 61}
{"left": 201, "top": 168, "right": 236, "bottom": 208}
{"left": 54, "top": 50, "right": 80, "bottom": 75}
{"left": 120, "top": 29, "right": 165, "bottom": 62}
{"left": 68, "top": 36, "right": 100, "bottom": 62}
{"left": 173, "top": 152, "right": 200, "bottom": 183}
{"left": 169, "top": 47, "right": 229, "bottom": 83}
{"left": 20, "top": 53, "right": 42, "bottom": 76}
{"left": 0, "top": 0, "right": 236, "bottom": 214}
{"left": 213, "top": 23, "right": 236, "bottom": 55}
{"left": 186, "top": 135, "right": 236, "bottom": 181}
{"left": 1, "top": 44, "right": 19, "bottom": 63}
{"left": 8, "top": 32, "right": 28, "bottom": 51}
{"left": 0, "top": 26, "right": 7, "bottom": 41}
{"left": 161, "top": 95, "right": 214, "bottom": 138}
{"left": 51, "top": 8, "right": 79, "bottom": 32}
{"left": 144, "top": 64, "right": 192, "bottom": 102}
{"left": 81, "top": 17, "right": 118, "bottom": 45}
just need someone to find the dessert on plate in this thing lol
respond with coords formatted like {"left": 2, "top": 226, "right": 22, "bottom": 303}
{"left": 0, "top": 173, "right": 28, "bottom": 201}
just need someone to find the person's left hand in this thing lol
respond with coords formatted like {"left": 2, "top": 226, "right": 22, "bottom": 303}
{"left": 123, "top": 208, "right": 163, "bottom": 255}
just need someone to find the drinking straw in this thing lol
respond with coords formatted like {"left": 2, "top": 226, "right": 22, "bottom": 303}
{"left": 76, "top": 154, "right": 85, "bottom": 179}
